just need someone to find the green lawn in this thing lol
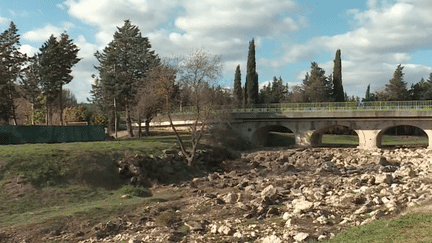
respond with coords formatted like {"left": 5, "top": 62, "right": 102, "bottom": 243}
{"left": 329, "top": 211, "right": 432, "bottom": 243}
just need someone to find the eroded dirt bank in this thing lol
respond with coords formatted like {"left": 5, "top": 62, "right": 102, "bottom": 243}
{"left": 4, "top": 146, "right": 432, "bottom": 243}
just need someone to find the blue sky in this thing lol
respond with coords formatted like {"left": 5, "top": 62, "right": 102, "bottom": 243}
{"left": 2, "top": 0, "right": 432, "bottom": 102}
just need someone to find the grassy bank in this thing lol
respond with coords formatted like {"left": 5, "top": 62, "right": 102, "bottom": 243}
{"left": 0, "top": 133, "right": 186, "bottom": 231}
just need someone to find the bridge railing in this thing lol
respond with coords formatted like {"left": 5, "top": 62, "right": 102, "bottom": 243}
{"left": 165, "top": 100, "right": 432, "bottom": 115}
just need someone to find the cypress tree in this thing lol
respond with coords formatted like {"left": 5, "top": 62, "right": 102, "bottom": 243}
{"left": 332, "top": 49, "right": 344, "bottom": 102}
{"left": 245, "top": 38, "right": 258, "bottom": 105}
{"left": 364, "top": 84, "right": 372, "bottom": 101}
{"left": 233, "top": 65, "right": 242, "bottom": 107}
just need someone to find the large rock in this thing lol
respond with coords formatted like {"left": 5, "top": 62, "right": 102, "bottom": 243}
{"left": 261, "top": 185, "right": 278, "bottom": 200}
{"left": 261, "top": 235, "right": 282, "bottom": 243}
{"left": 223, "top": 193, "right": 238, "bottom": 204}
{"left": 292, "top": 199, "right": 314, "bottom": 214}
{"left": 375, "top": 174, "right": 393, "bottom": 185}
{"left": 293, "top": 232, "right": 310, "bottom": 242}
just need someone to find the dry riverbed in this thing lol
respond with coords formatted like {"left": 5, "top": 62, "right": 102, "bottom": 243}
{"left": 2, "top": 146, "right": 432, "bottom": 242}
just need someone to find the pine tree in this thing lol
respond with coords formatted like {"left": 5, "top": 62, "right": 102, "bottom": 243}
{"left": 20, "top": 55, "right": 41, "bottom": 125}
{"left": 384, "top": 64, "right": 409, "bottom": 101}
{"left": 409, "top": 78, "right": 426, "bottom": 100}
{"left": 245, "top": 38, "right": 258, "bottom": 105}
{"left": 0, "top": 21, "right": 25, "bottom": 124}
{"left": 38, "top": 33, "right": 80, "bottom": 125}
{"left": 233, "top": 65, "right": 242, "bottom": 107}
{"left": 93, "top": 20, "right": 159, "bottom": 137}
{"left": 332, "top": 49, "right": 344, "bottom": 102}
{"left": 302, "top": 62, "right": 332, "bottom": 102}
{"left": 423, "top": 73, "right": 432, "bottom": 100}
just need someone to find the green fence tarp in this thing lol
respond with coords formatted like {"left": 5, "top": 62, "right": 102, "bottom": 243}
{"left": 0, "top": 125, "right": 105, "bottom": 145}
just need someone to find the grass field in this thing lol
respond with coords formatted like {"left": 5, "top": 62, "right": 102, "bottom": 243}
{"left": 0, "top": 132, "right": 188, "bottom": 230}
{"left": 0, "top": 131, "right": 431, "bottom": 242}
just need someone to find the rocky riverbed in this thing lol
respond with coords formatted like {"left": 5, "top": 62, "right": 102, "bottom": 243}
{"left": 45, "top": 146, "right": 431, "bottom": 243}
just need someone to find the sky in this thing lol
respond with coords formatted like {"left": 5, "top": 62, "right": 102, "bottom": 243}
{"left": 2, "top": 0, "right": 432, "bottom": 103}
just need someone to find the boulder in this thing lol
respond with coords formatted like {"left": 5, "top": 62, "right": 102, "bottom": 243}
{"left": 261, "top": 185, "right": 278, "bottom": 200}
{"left": 375, "top": 174, "right": 393, "bottom": 185}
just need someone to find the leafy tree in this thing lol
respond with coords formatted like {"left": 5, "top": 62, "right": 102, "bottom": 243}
{"left": 132, "top": 65, "right": 168, "bottom": 137}
{"left": 233, "top": 65, "right": 243, "bottom": 107}
{"left": 302, "top": 62, "right": 332, "bottom": 102}
{"left": 93, "top": 20, "right": 158, "bottom": 137}
{"left": 245, "top": 38, "right": 259, "bottom": 105}
{"left": 163, "top": 49, "right": 223, "bottom": 166}
{"left": 64, "top": 104, "right": 88, "bottom": 123}
{"left": 38, "top": 33, "right": 80, "bottom": 125}
{"left": 0, "top": 21, "right": 26, "bottom": 124}
{"left": 383, "top": 64, "right": 409, "bottom": 101}
{"left": 332, "top": 49, "right": 344, "bottom": 102}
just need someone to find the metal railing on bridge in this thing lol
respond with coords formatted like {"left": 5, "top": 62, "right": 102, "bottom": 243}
{"left": 167, "top": 100, "right": 432, "bottom": 115}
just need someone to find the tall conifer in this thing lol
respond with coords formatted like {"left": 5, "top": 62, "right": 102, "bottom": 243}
{"left": 245, "top": 38, "right": 258, "bottom": 105}
{"left": 332, "top": 49, "right": 344, "bottom": 102}
{"left": 233, "top": 65, "right": 242, "bottom": 107}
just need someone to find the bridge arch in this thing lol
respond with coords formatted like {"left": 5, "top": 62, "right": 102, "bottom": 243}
{"left": 377, "top": 124, "right": 428, "bottom": 147}
{"left": 310, "top": 125, "right": 358, "bottom": 147}
{"left": 251, "top": 124, "right": 294, "bottom": 146}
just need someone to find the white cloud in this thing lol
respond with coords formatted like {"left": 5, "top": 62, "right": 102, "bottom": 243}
{"left": 0, "top": 16, "right": 10, "bottom": 25}
{"left": 20, "top": 44, "right": 38, "bottom": 56}
{"left": 56, "top": 4, "right": 66, "bottom": 10}
{"left": 269, "top": 0, "right": 432, "bottom": 98}
{"left": 22, "top": 22, "right": 74, "bottom": 42}
{"left": 63, "top": 0, "right": 303, "bottom": 60}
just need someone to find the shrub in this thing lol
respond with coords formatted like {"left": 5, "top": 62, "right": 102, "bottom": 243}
{"left": 117, "top": 185, "right": 152, "bottom": 197}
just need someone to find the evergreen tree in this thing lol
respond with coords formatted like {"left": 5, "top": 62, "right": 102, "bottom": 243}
{"left": 423, "top": 73, "right": 432, "bottom": 100}
{"left": 93, "top": 20, "right": 159, "bottom": 137}
{"left": 384, "top": 64, "right": 409, "bottom": 101}
{"left": 302, "top": 62, "right": 332, "bottom": 102}
{"left": 38, "top": 33, "right": 80, "bottom": 125}
{"left": 233, "top": 65, "right": 243, "bottom": 107}
{"left": 245, "top": 38, "right": 259, "bottom": 105}
{"left": 409, "top": 78, "right": 427, "bottom": 100}
{"left": 0, "top": 21, "right": 25, "bottom": 124}
{"left": 332, "top": 49, "right": 344, "bottom": 102}
{"left": 363, "top": 84, "right": 374, "bottom": 101}
{"left": 20, "top": 55, "right": 41, "bottom": 125}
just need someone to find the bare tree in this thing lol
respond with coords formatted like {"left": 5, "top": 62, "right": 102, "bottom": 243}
{"left": 162, "top": 49, "right": 223, "bottom": 166}
{"left": 132, "top": 73, "right": 165, "bottom": 137}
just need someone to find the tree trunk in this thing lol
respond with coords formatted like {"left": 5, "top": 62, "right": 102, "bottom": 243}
{"left": 45, "top": 97, "right": 50, "bottom": 125}
{"left": 114, "top": 97, "right": 118, "bottom": 138}
{"left": 126, "top": 105, "right": 134, "bottom": 138}
{"left": 31, "top": 102, "right": 35, "bottom": 125}
{"left": 59, "top": 84, "right": 63, "bottom": 126}
{"left": 138, "top": 115, "right": 142, "bottom": 138}
{"left": 145, "top": 119, "right": 150, "bottom": 136}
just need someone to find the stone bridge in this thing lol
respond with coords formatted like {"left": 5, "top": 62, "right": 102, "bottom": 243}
{"left": 229, "top": 106, "right": 432, "bottom": 149}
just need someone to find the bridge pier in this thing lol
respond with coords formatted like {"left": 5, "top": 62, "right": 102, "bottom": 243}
{"left": 425, "top": 130, "right": 432, "bottom": 149}
{"left": 356, "top": 130, "right": 380, "bottom": 150}
{"left": 294, "top": 130, "right": 314, "bottom": 147}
